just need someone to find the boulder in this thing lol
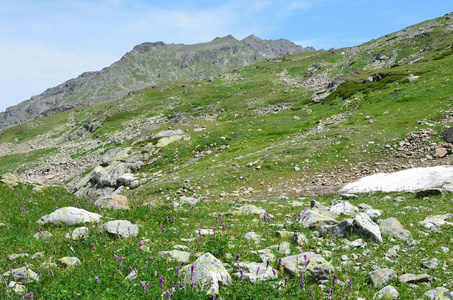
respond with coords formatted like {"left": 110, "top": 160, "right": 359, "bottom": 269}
{"left": 398, "top": 273, "right": 431, "bottom": 284}
{"left": 364, "top": 209, "right": 382, "bottom": 221}
{"left": 57, "top": 257, "right": 81, "bottom": 268}
{"left": 299, "top": 209, "right": 337, "bottom": 229}
{"left": 0, "top": 173, "right": 20, "bottom": 188}
{"left": 95, "top": 194, "right": 130, "bottom": 210}
{"left": 420, "top": 213, "right": 453, "bottom": 230}
{"left": 182, "top": 252, "right": 232, "bottom": 296}
{"left": 2, "top": 267, "right": 39, "bottom": 283}
{"left": 319, "top": 219, "right": 354, "bottom": 238}
{"left": 368, "top": 268, "right": 396, "bottom": 288}
{"left": 36, "top": 207, "right": 102, "bottom": 226}
{"left": 280, "top": 252, "right": 334, "bottom": 281}
{"left": 103, "top": 220, "right": 139, "bottom": 238}
{"left": 415, "top": 188, "right": 442, "bottom": 198}
{"left": 424, "top": 287, "right": 452, "bottom": 300}
{"left": 353, "top": 213, "right": 383, "bottom": 243}
{"left": 233, "top": 262, "right": 277, "bottom": 283}
{"left": 443, "top": 125, "right": 453, "bottom": 143}
{"left": 379, "top": 218, "right": 412, "bottom": 241}
{"left": 158, "top": 250, "right": 191, "bottom": 264}
{"left": 329, "top": 201, "right": 359, "bottom": 216}
{"left": 373, "top": 285, "right": 399, "bottom": 299}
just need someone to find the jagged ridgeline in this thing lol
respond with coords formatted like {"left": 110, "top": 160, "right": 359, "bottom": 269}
{"left": 0, "top": 35, "right": 313, "bottom": 127}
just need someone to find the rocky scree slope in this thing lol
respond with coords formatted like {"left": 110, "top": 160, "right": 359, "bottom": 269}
{"left": 0, "top": 35, "right": 313, "bottom": 127}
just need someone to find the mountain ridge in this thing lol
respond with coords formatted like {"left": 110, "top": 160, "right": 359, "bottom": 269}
{"left": 0, "top": 35, "right": 313, "bottom": 127}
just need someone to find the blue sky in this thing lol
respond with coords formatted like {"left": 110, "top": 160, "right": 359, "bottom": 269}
{"left": 0, "top": 0, "right": 451, "bottom": 113}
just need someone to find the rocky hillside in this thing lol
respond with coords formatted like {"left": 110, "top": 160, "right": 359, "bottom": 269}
{"left": 0, "top": 35, "right": 313, "bottom": 127}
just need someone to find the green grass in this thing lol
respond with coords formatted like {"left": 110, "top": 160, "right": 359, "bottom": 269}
{"left": 1, "top": 183, "right": 453, "bottom": 299}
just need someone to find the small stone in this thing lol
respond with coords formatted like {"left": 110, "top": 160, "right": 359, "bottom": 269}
{"left": 65, "top": 227, "right": 89, "bottom": 240}
{"left": 244, "top": 232, "right": 262, "bottom": 241}
{"left": 280, "top": 252, "right": 334, "bottom": 281}
{"left": 57, "top": 257, "right": 81, "bottom": 268}
{"left": 373, "top": 285, "right": 399, "bottom": 299}
{"left": 341, "top": 194, "right": 358, "bottom": 200}
{"left": 31, "top": 252, "right": 44, "bottom": 260}
{"left": 33, "top": 231, "right": 53, "bottom": 240}
{"left": 3, "top": 267, "right": 39, "bottom": 283}
{"left": 126, "top": 269, "right": 138, "bottom": 281}
{"left": 103, "top": 220, "right": 139, "bottom": 238}
{"left": 158, "top": 250, "right": 191, "bottom": 264}
{"left": 8, "top": 253, "right": 29, "bottom": 261}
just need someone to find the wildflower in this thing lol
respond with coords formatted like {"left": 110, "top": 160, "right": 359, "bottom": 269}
{"left": 162, "top": 242, "right": 167, "bottom": 249}
{"left": 160, "top": 275, "right": 164, "bottom": 289}
{"left": 149, "top": 257, "right": 154, "bottom": 262}
{"left": 285, "top": 276, "right": 288, "bottom": 286}
{"left": 98, "top": 257, "right": 102, "bottom": 265}
{"left": 236, "top": 253, "right": 240, "bottom": 262}
{"left": 160, "top": 225, "right": 165, "bottom": 233}
{"left": 300, "top": 275, "right": 305, "bottom": 290}
{"left": 190, "top": 264, "right": 195, "bottom": 280}
{"left": 310, "top": 288, "right": 315, "bottom": 300}
{"left": 266, "top": 259, "right": 270, "bottom": 269}
{"left": 166, "top": 289, "right": 171, "bottom": 300}
{"left": 198, "top": 228, "right": 202, "bottom": 237}
{"left": 272, "top": 268, "right": 276, "bottom": 276}
{"left": 349, "top": 278, "right": 353, "bottom": 290}
{"left": 211, "top": 226, "right": 216, "bottom": 238}
{"left": 256, "top": 267, "right": 260, "bottom": 276}
{"left": 333, "top": 274, "right": 338, "bottom": 287}
{"left": 95, "top": 276, "right": 98, "bottom": 283}
{"left": 176, "top": 267, "right": 180, "bottom": 277}
{"left": 113, "top": 254, "right": 120, "bottom": 260}
{"left": 278, "top": 257, "right": 282, "bottom": 267}
{"left": 240, "top": 268, "right": 243, "bottom": 279}
{"left": 49, "top": 268, "right": 54, "bottom": 276}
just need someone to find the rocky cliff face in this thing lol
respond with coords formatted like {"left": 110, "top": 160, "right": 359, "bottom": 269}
{"left": 0, "top": 35, "right": 313, "bottom": 128}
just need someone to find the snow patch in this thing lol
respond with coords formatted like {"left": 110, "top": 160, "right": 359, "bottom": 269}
{"left": 340, "top": 165, "right": 453, "bottom": 193}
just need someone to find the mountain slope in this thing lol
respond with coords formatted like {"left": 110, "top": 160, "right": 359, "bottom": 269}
{"left": 0, "top": 12, "right": 452, "bottom": 199}
{"left": 0, "top": 35, "right": 312, "bottom": 127}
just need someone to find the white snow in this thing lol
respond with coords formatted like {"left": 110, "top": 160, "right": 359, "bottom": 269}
{"left": 340, "top": 165, "right": 453, "bottom": 193}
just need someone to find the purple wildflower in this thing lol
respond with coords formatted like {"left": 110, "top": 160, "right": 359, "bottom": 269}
{"left": 333, "top": 274, "right": 338, "bottom": 287}
{"left": 278, "top": 257, "right": 282, "bottom": 266}
{"left": 198, "top": 228, "right": 202, "bottom": 237}
{"left": 98, "top": 257, "right": 102, "bottom": 265}
{"left": 300, "top": 275, "right": 305, "bottom": 290}
{"left": 266, "top": 259, "right": 270, "bottom": 269}
{"left": 162, "top": 242, "right": 167, "bottom": 249}
{"left": 166, "top": 289, "right": 171, "bottom": 300}
{"left": 95, "top": 276, "right": 98, "bottom": 283}
{"left": 256, "top": 267, "right": 260, "bottom": 276}
{"left": 310, "top": 288, "right": 314, "bottom": 300}
{"left": 113, "top": 254, "right": 120, "bottom": 260}
{"left": 349, "top": 278, "right": 353, "bottom": 290}
{"left": 236, "top": 253, "right": 240, "bottom": 263}
{"left": 240, "top": 268, "right": 243, "bottom": 279}
{"left": 285, "top": 276, "right": 288, "bottom": 286}
{"left": 160, "top": 275, "right": 164, "bottom": 289}
{"left": 176, "top": 267, "right": 180, "bottom": 278}
{"left": 211, "top": 226, "right": 215, "bottom": 238}
{"left": 272, "top": 268, "right": 276, "bottom": 276}
{"left": 49, "top": 268, "right": 54, "bottom": 276}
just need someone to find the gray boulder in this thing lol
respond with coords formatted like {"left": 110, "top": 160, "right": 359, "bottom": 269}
{"left": 2, "top": 267, "right": 39, "bottom": 283}
{"left": 443, "top": 125, "right": 453, "bottom": 143}
{"left": 420, "top": 213, "right": 453, "bottom": 230}
{"left": 398, "top": 273, "right": 431, "bottom": 284}
{"left": 103, "top": 220, "right": 139, "bottom": 238}
{"left": 36, "top": 207, "right": 102, "bottom": 226}
{"left": 299, "top": 209, "right": 337, "bottom": 229}
{"left": 233, "top": 262, "right": 277, "bottom": 283}
{"left": 353, "top": 213, "right": 382, "bottom": 243}
{"left": 182, "top": 252, "right": 232, "bottom": 296}
{"left": 280, "top": 252, "right": 334, "bottom": 281}
{"left": 379, "top": 218, "right": 412, "bottom": 241}
{"left": 95, "top": 194, "right": 130, "bottom": 210}
{"left": 368, "top": 268, "right": 396, "bottom": 288}
{"left": 320, "top": 219, "right": 354, "bottom": 238}
{"left": 373, "top": 285, "right": 399, "bottom": 299}
{"left": 424, "top": 287, "right": 453, "bottom": 300}
{"left": 330, "top": 201, "right": 359, "bottom": 216}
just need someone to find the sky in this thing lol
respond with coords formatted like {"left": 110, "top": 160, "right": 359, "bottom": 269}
{"left": 0, "top": 0, "right": 451, "bottom": 113}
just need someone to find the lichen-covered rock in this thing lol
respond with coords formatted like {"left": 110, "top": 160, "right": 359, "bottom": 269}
{"left": 368, "top": 268, "right": 396, "bottom": 288}
{"left": 36, "top": 207, "right": 102, "bottom": 226}
{"left": 354, "top": 213, "right": 383, "bottom": 243}
{"left": 233, "top": 205, "right": 269, "bottom": 216}
{"left": 373, "top": 285, "right": 399, "bottom": 299}
{"left": 364, "top": 209, "right": 382, "bottom": 221}
{"left": 398, "top": 273, "right": 431, "bottom": 284}
{"left": 380, "top": 218, "right": 412, "bottom": 241}
{"left": 103, "top": 220, "right": 139, "bottom": 238}
{"left": 299, "top": 209, "right": 337, "bottom": 229}
{"left": 2, "top": 267, "right": 39, "bottom": 283}
{"left": 126, "top": 269, "right": 138, "bottom": 281}
{"left": 329, "top": 201, "right": 359, "bottom": 216}
{"left": 0, "top": 173, "right": 20, "bottom": 188}
{"left": 424, "top": 287, "right": 452, "bottom": 300}
{"left": 158, "top": 250, "right": 191, "bottom": 263}
{"left": 280, "top": 252, "right": 334, "bottom": 281}
{"left": 182, "top": 252, "right": 232, "bottom": 296}
{"left": 65, "top": 227, "right": 89, "bottom": 240}
{"left": 233, "top": 262, "right": 277, "bottom": 283}
{"left": 95, "top": 194, "right": 130, "bottom": 210}
{"left": 319, "top": 219, "right": 353, "bottom": 238}
{"left": 420, "top": 214, "right": 453, "bottom": 230}
{"left": 57, "top": 257, "right": 81, "bottom": 268}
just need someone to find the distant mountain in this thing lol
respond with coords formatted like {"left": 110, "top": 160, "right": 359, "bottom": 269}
{"left": 0, "top": 35, "right": 314, "bottom": 127}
